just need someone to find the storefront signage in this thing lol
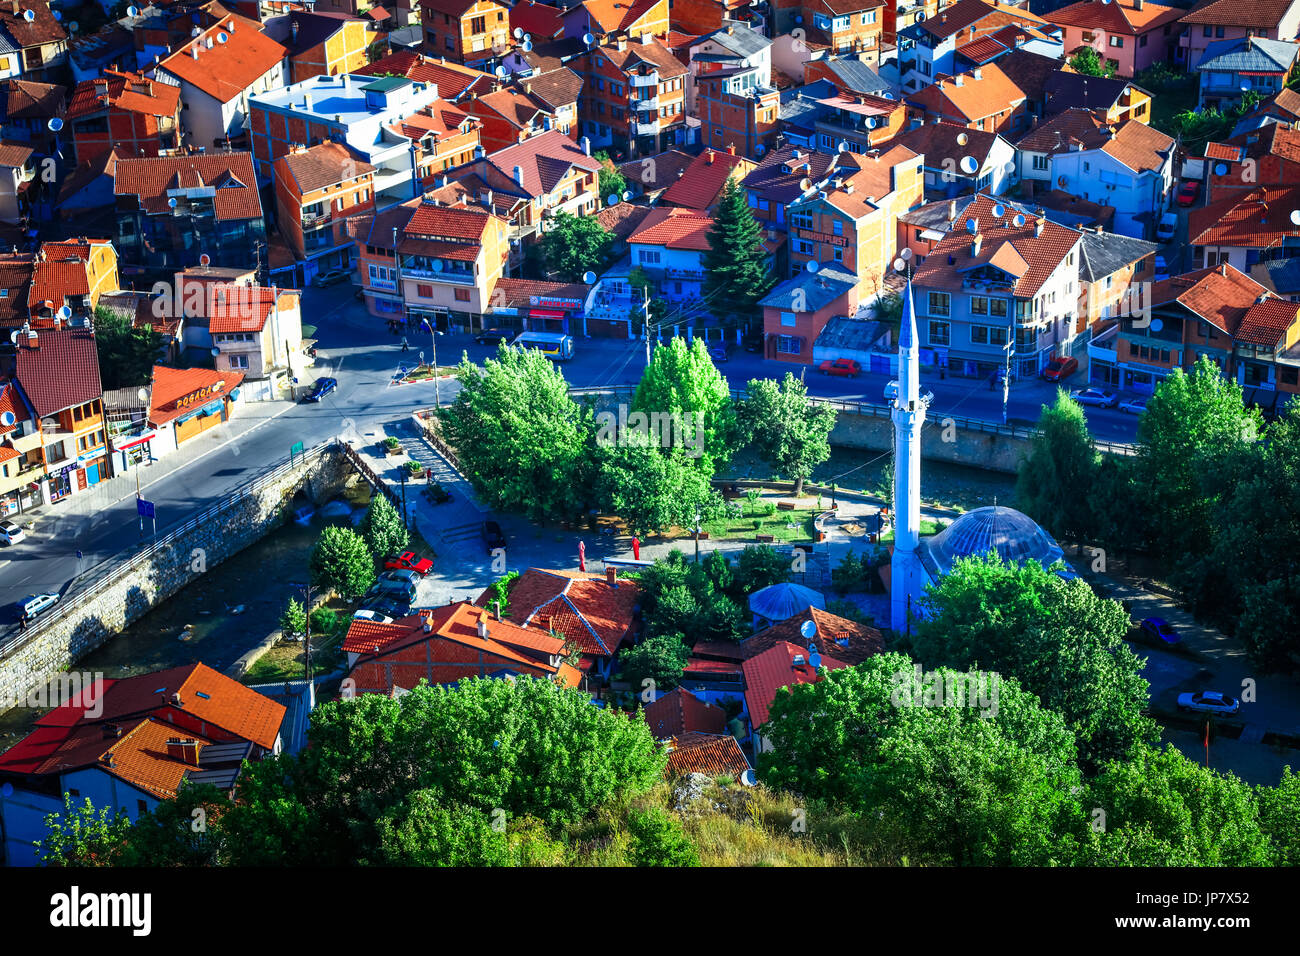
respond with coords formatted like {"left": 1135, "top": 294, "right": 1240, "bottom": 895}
{"left": 112, "top": 431, "right": 158, "bottom": 452}
{"left": 796, "top": 228, "right": 848, "bottom": 247}
{"left": 175, "top": 382, "right": 225, "bottom": 410}
{"left": 530, "top": 296, "right": 582, "bottom": 309}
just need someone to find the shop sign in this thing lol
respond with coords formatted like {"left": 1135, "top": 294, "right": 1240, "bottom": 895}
{"left": 175, "top": 382, "right": 226, "bottom": 410}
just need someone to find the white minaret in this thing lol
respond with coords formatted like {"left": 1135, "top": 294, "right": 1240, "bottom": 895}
{"left": 890, "top": 280, "right": 928, "bottom": 634}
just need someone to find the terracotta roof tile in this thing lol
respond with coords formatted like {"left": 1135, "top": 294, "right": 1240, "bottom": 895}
{"left": 660, "top": 148, "right": 755, "bottom": 210}
{"left": 67, "top": 69, "right": 180, "bottom": 121}
{"left": 484, "top": 567, "right": 640, "bottom": 660}
{"left": 1237, "top": 296, "right": 1300, "bottom": 345}
{"left": 276, "top": 140, "right": 375, "bottom": 194}
{"left": 1189, "top": 184, "right": 1300, "bottom": 248}
{"left": 113, "top": 152, "right": 263, "bottom": 222}
{"left": 1044, "top": 0, "right": 1183, "bottom": 35}
{"left": 643, "top": 687, "right": 727, "bottom": 738}
{"left": 2, "top": 78, "right": 64, "bottom": 120}
{"left": 906, "top": 63, "right": 1026, "bottom": 123}
{"left": 742, "top": 641, "right": 848, "bottom": 729}
{"left": 581, "top": 0, "right": 664, "bottom": 34}
{"left": 0, "top": 253, "right": 33, "bottom": 327}
{"left": 597, "top": 36, "right": 689, "bottom": 77}
{"left": 353, "top": 51, "right": 494, "bottom": 101}
{"left": 1151, "top": 263, "right": 1266, "bottom": 333}
{"left": 158, "top": 14, "right": 287, "bottom": 103}
{"left": 742, "top": 607, "right": 884, "bottom": 665}
{"left": 14, "top": 327, "right": 101, "bottom": 417}
{"left": 510, "top": 0, "right": 566, "bottom": 40}
{"left": 1182, "top": 0, "right": 1297, "bottom": 27}
{"left": 664, "top": 733, "right": 751, "bottom": 778}
{"left": 483, "top": 129, "right": 600, "bottom": 197}
{"left": 628, "top": 206, "right": 714, "bottom": 251}
{"left": 0, "top": 2, "right": 66, "bottom": 49}
{"left": 489, "top": 276, "right": 589, "bottom": 308}
{"left": 915, "top": 0, "right": 1048, "bottom": 39}
{"left": 149, "top": 365, "right": 243, "bottom": 425}
{"left": 0, "top": 140, "right": 33, "bottom": 168}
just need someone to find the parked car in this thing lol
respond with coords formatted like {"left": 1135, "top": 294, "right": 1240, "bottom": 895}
{"left": 19, "top": 592, "right": 58, "bottom": 619}
{"left": 1177, "top": 690, "right": 1240, "bottom": 715}
{"left": 1043, "top": 356, "right": 1079, "bottom": 382}
{"left": 1071, "top": 387, "right": 1118, "bottom": 408}
{"left": 1119, "top": 396, "right": 1148, "bottom": 415}
{"left": 883, "top": 380, "right": 935, "bottom": 405}
{"left": 1156, "top": 212, "right": 1178, "bottom": 242}
{"left": 1176, "top": 180, "right": 1200, "bottom": 207}
{"left": 474, "top": 328, "right": 513, "bottom": 346}
{"left": 741, "top": 333, "right": 764, "bottom": 353}
{"left": 384, "top": 551, "right": 434, "bottom": 575}
{"left": 1139, "top": 616, "right": 1180, "bottom": 644}
{"left": 352, "top": 609, "right": 395, "bottom": 624}
{"left": 364, "top": 580, "right": 418, "bottom": 604}
{"left": 313, "top": 269, "right": 352, "bottom": 287}
{"left": 379, "top": 569, "right": 421, "bottom": 588}
{"left": 482, "top": 520, "right": 507, "bottom": 552}
{"left": 819, "top": 357, "right": 861, "bottom": 377}
{"left": 301, "top": 377, "right": 338, "bottom": 403}
{"left": 0, "top": 522, "right": 24, "bottom": 545}
{"left": 1154, "top": 255, "right": 1170, "bottom": 281}
{"left": 708, "top": 343, "right": 729, "bottom": 363}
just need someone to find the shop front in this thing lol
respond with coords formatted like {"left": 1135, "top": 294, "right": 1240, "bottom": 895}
{"left": 0, "top": 482, "right": 41, "bottom": 516}
{"left": 47, "top": 462, "right": 77, "bottom": 503}
{"left": 525, "top": 295, "right": 582, "bottom": 335}
{"left": 110, "top": 430, "right": 160, "bottom": 474}
{"left": 174, "top": 398, "right": 229, "bottom": 446}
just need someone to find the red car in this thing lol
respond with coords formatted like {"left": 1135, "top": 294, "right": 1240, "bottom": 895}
{"left": 1043, "top": 355, "right": 1078, "bottom": 382}
{"left": 818, "top": 358, "right": 861, "bottom": 377}
{"left": 1176, "top": 181, "right": 1200, "bottom": 207}
{"left": 383, "top": 551, "right": 434, "bottom": 576}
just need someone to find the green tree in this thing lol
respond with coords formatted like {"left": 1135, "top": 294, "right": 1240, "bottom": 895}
{"left": 92, "top": 306, "right": 167, "bottom": 390}
{"left": 481, "top": 570, "right": 519, "bottom": 618}
{"left": 911, "top": 553, "right": 1157, "bottom": 770}
{"left": 37, "top": 794, "right": 133, "bottom": 866}
{"left": 1069, "top": 46, "right": 1116, "bottom": 78}
{"left": 440, "top": 344, "right": 594, "bottom": 522}
{"left": 596, "top": 151, "right": 629, "bottom": 204}
{"left": 1257, "top": 766, "right": 1300, "bottom": 866}
{"left": 620, "top": 632, "right": 690, "bottom": 690}
{"left": 539, "top": 211, "right": 614, "bottom": 282}
{"left": 631, "top": 335, "right": 739, "bottom": 475}
{"left": 309, "top": 606, "right": 338, "bottom": 638}
{"left": 702, "top": 176, "right": 774, "bottom": 326}
{"left": 626, "top": 807, "right": 700, "bottom": 866}
{"left": 734, "top": 544, "right": 792, "bottom": 593}
{"left": 1015, "top": 389, "right": 1100, "bottom": 547}
{"left": 112, "top": 783, "right": 230, "bottom": 866}
{"left": 759, "top": 653, "right": 1088, "bottom": 866}
{"left": 309, "top": 525, "right": 376, "bottom": 600}
{"left": 279, "top": 597, "right": 307, "bottom": 640}
{"left": 595, "top": 435, "right": 717, "bottom": 537}
{"left": 359, "top": 493, "right": 409, "bottom": 558}
{"left": 738, "top": 373, "right": 836, "bottom": 495}
{"left": 1080, "top": 745, "right": 1276, "bottom": 866}
{"left": 374, "top": 793, "right": 511, "bottom": 866}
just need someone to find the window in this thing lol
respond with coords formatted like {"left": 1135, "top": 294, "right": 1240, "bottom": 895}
{"left": 776, "top": 335, "right": 801, "bottom": 354}
{"left": 781, "top": 311, "right": 796, "bottom": 326}
{"left": 833, "top": 247, "right": 844, "bottom": 262}
{"left": 1082, "top": 31, "right": 1095, "bottom": 42}
{"left": 832, "top": 219, "right": 843, "bottom": 236}
{"left": 639, "top": 249, "right": 661, "bottom": 264}
{"left": 1032, "top": 154, "right": 1048, "bottom": 171}
{"left": 1282, "top": 366, "right": 1298, "bottom": 385}
{"left": 1216, "top": 26, "right": 1225, "bottom": 37}
{"left": 971, "top": 295, "right": 989, "bottom": 315}
{"left": 1110, "top": 36, "right": 1123, "bottom": 48}
{"left": 229, "top": 354, "right": 249, "bottom": 369}
{"left": 793, "top": 239, "right": 813, "bottom": 255}
{"left": 1203, "top": 26, "right": 1212, "bottom": 37}
{"left": 1139, "top": 34, "right": 1148, "bottom": 48}
{"left": 928, "top": 291, "right": 950, "bottom": 315}
{"left": 417, "top": 283, "right": 433, "bottom": 297}
{"left": 929, "top": 320, "right": 950, "bottom": 345}
{"left": 470, "top": 15, "right": 486, "bottom": 33}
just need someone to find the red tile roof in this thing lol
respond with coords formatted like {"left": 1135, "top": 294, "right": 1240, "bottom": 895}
{"left": 510, "top": 0, "right": 566, "bottom": 39}
{"left": 204, "top": 285, "right": 286, "bottom": 334}
{"left": 1182, "top": 0, "right": 1298, "bottom": 28}
{"left": 1150, "top": 263, "right": 1266, "bottom": 334}
{"left": 628, "top": 206, "right": 715, "bottom": 252}
{"left": 581, "top": 0, "right": 665, "bottom": 33}
{"left": 660, "top": 148, "right": 754, "bottom": 211}
{"left": 956, "top": 35, "right": 1011, "bottom": 64}
{"left": 644, "top": 687, "right": 727, "bottom": 738}
{"left": 0, "top": 380, "right": 30, "bottom": 435}
{"left": 276, "top": 141, "right": 375, "bottom": 195}
{"left": 483, "top": 567, "right": 641, "bottom": 660}
{"left": 404, "top": 200, "right": 494, "bottom": 240}
{"left": 149, "top": 365, "right": 244, "bottom": 425}
{"left": 1189, "top": 184, "right": 1300, "bottom": 248}
{"left": 0, "top": 2, "right": 66, "bottom": 49}
{"left": 0, "top": 254, "right": 33, "bottom": 328}
{"left": 1237, "top": 296, "right": 1300, "bottom": 346}
{"left": 489, "top": 276, "right": 590, "bottom": 308}
{"left": 482, "top": 128, "right": 601, "bottom": 198}
{"left": 743, "top": 641, "right": 848, "bottom": 729}
{"left": 67, "top": 69, "right": 181, "bottom": 121}
{"left": 353, "top": 51, "right": 493, "bottom": 100}
{"left": 0, "top": 140, "right": 33, "bottom": 169}
{"left": 742, "top": 607, "right": 884, "bottom": 665}
{"left": 158, "top": 14, "right": 287, "bottom": 103}
{"left": 27, "top": 259, "right": 89, "bottom": 310}
{"left": 664, "top": 732, "right": 751, "bottom": 778}
{"left": 907, "top": 63, "right": 1027, "bottom": 123}
{"left": 1044, "top": 0, "right": 1183, "bottom": 35}
{"left": 13, "top": 327, "right": 102, "bottom": 417}
{"left": 917, "top": 0, "right": 1048, "bottom": 39}
{"left": 113, "top": 151, "right": 263, "bottom": 222}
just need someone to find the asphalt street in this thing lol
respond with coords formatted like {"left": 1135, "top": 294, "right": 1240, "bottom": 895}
{"left": 0, "top": 282, "right": 1141, "bottom": 628}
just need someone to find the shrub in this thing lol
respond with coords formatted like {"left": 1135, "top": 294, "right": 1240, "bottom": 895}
{"left": 626, "top": 808, "right": 699, "bottom": 867}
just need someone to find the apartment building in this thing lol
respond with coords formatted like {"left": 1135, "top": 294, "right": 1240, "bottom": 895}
{"left": 283, "top": 11, "right": 373, "bottom": 84}
{"left": 580, "top": 34, "right": 689, "bottom": 157}
{"left": 420, "top": 0, "right": 511, "bottom": 68}
{"left": 66, "top": 69, "right": 181, "bottom": 162}
{"left": 273, "top": 140, "right": 377, "bottom": 279}
{"left": 395, "top": 199, "right": 510, "bottom": 330}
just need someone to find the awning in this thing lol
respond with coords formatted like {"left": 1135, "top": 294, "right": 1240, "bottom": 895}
{"left": 530, "top": 309, "right": 567, "bottom": 318}
{"left": 112, "top": 431, "right": 157, "bottom": 451}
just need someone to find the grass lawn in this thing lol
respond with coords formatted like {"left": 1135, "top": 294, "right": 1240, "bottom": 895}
{"left": 242, "top": 598, "right": 351, "bottom": 684}
{"left": 694, "top": 508, "right": 818, "bottom": 544}
{"left": 879, "top": 518, "right": 949, "bottom": 544}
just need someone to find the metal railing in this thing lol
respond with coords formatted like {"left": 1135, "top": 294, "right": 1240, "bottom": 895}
{"left": 0, "top": 439, "right": 338, "bottom": 661}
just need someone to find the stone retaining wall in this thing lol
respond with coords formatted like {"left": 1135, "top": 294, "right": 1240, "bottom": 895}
{"left": 0, "top": 449, "right": 353, "bottom": 704}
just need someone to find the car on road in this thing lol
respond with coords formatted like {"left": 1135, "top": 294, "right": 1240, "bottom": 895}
{"left": 1043, "top": 355, "right": 1079, "bottom": 382}
{"left": 1156, "top": 212, "right": 1178, "bottom": 242}
{"left": 384, "top": 551, "right": 434, "bottom": 576}
{"left": 301, "top": 377, "right": 338, "bottom": 403}
{"left": 1119, "top": 396, "right": 1148, "bottom": 415}
{"left": 0, "top": 522, "right": 24, "bottom": 545}
{"left": 708, "top": 343, "right": 729, "bottom": 363}
{"left": 352, "top": 609, "right": 395, "bottom": 624}
{"left": 1176, "top": 180, "right": 1200, "bottom": 207}
{"left": 474, "top": 328, "right": 514, "bottom": 346}
{"left": 1177, "top": 690, "right": 1240, "bottom": 715}
{"left": 883, "top": 380, "right": 935, "bottom": 405}
{"left": 1139, "top": 616, "right": 1180, "bottom": 644}
{"left": 19, "top": 592, "right": 58, "bottom": 619}
{"left": 313, "top": 269, "right": 352, "bottom": 288}
{"left": 379, "top": 569, "right": 422, "bottom": 588}
{"left": 482, "top": 520, "right": 506, "bottom": 552}
{"left": 1071, "top": 387, "right": 1118, "bottom": 408}
{"left": 1154, "top": 255, "right": 1170, "bottom": 281}
{"left": 818, "top": 357, "right": 860, "bottom": 377}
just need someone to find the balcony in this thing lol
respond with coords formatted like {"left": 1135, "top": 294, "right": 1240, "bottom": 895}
{"left": 401, "top": 265, "right": 476, "bottom": 285}
{"left": 632, "top": 120, "right": 660, "bottom": 137}
{"left": 301, "top": 209, "right": 330, "bottom": 227}
{"left": 631, "top": 72, "right": 659, "bottom": 88}
{"left": 633, "top": 95, "right": 659, "bottom": 112}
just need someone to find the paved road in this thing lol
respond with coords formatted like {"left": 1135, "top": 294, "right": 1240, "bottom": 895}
{"left": 0, "top": 282, "right": 1138, "bottom": 631}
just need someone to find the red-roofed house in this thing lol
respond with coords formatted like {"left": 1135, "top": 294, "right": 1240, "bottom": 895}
{"left": 26, "top": 239, "right": 119, "bottom": 329}
{"left": 1043, "top": 0, "right": 1183, "bottom": 78}
{"left": 664, "top": 732, "right": 752, "bottom": 778}
{"left": 342, "top": 601, "right": 583, "bottom": 696}
{"left": 628, "top": 206, "right": 719, "bottom": 304}
{"left": 564, "top": 0, "right": 671, "bottom": 43}
{"left": 148, "top": 364, "right": 245, "bottom": 449}
{"left": 420, "top": 0, "right": 512, "bottom": 68}
{"left": 273, "top": 141, "right": 376, "bottom": 278}
{"left": 1205, "top": 123, "right": 1300, "bottom": 203}
{"left": 510, "top": 0, "right": 566, "bottom": 40}
{"left": 0, "top": 139, "right": 34, "bottom": 224}
{"left": 0, "top": 2, "right": 68, "bottom": 83}
{"left": 1189, "top": 183, "right": 1300, "bottom": 274}
{"left": 1178, "top": 0, "right": 1300, "bottom": 70}
{"left": 0, "top": 662, "right": 284, "bottom": 867}
{"left": 743, "top": 640, "right": 848, "bottom": 752}
{"left": 395, "top": 198, "right": 511, "bottom": 331}
{"left": 11, "top": 327, "right": 109, "bottom": 500}
{"left": 905, "top": 63, "right": 1029, "bottom": 135}
{"left": 462, "top": 82, "right": 561, "bottom": 152}
{"left": 66, "top": 69, "right": 181, "bottom": 163}
{"left": 480, "top": 566, "right": 641, "bottom": 679}
{"left": 352, "top": 50, "right": 495, "bottom": 102}
{"left": 154, "top": 12, "right": 288, "bottom": 151}
{"left": 660, "top": 146, "right": 757, "bottom": 213}
{"left": 644, "top": 686, "right": 728, "bottom": 738}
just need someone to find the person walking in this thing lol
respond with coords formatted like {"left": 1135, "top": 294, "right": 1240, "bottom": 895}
{"left": 400, "top": 336, "right": 409, "bottom": 352}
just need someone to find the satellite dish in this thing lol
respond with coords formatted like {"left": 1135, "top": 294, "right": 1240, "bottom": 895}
{"left": 523, "top": 40, "right": 533, "bottom": 52}
{"left": 168, "top": 197, "right": 177, "bottom": 208}
{"left": 218, "top": 32, "right": 228, "bottom": 43}
{"left": 866, "top": 116, "right": 877, "bottom": 128}
{"left": 582, "top": 270, "right": 596, "bottom": 283}
{"left": 756, "top": 144, "right": 766, "bottom": 155}
{"left": 513, "top": 26, "right": 523, "bottom": 39}
{"left": 992, "top": 203, "right": 1005, "bottom": 218}
{"left": 608, "top": 193, "right": 620, "bottom": 205}
{"left": 1291, "top": 210, "right": 1300, "bottom": 226}
{"left": 1004, "top": 160, "right": 1017, "bottom": 174}
{"left": 1150, "top": 318, "right": 1163, "bottom": 332}
{"left": 622, "top": 190, "right": 632, "bottom": 201}
{"left": 882, "top": 91, "right": 895, "bottom": 99}
{"left": 809, "top": 650, "right": 822, "bottom": 668}
{"left": 47, "top": 117, "right": 62, "bottom": 132}
{"left": 137, "top": 387, "right": 148, "bottom": 403}
{"left": 837, "top": 141, "right": 848, "bottom": 153}
{"left": 799, "top": 620, "right": 817, "bottom": 640}
{"left": 960, "top": 155, "right": 977, "bottom": 174}
{"left": 917, "top": 10, "right": 926, "bottom": 20}
{"left": 58, "top": 305, "right": 71, "bottom": 319}
{"left": 1013, "top": 213, "right": 1026, "bottom": 227}
{"left": 23, "top": 8, "right": 35, "bottom": 22}
{"left": 740, "top": 769, "right": 757, "bottom": 787}
{"left": 900, "top": 247, "right": 914, "bottom": 261}
{"left": 0, "top": 410, "right": 12, "bottom": 427}
{"left": 52, "top": 8, "right": 60, "bottom": 19}
{"left": 7, "top": 330, "right": 17, "bottom": 345}
{"left": 432, "top": 260, "right": 444, "bottom": 272}
{"left": 893, "top": 257, "right": 907, "bottom": 271}
{"left": 799, "top": 177, "right": 811, "bottom": 190}
{"left": 582, "top": 32, "right": 595, "bottom": 47}
{"left": 956, "top": 132, "right": 968, "bottom": 146}
{"left": 805, "top": 260, "right": 819, "bottom": 273}
{"left": 127, "top": 4, "right": 139, "bottom": 15}
{"left": 210, "top": 346, "right": 220, "bottom": 357}
{"left": 965, "top": 217, "right": 978, "bottom": 234}
{"left": 1215, "top": 163, "right": 1229, "bottom": 176}
{"left": 68, "top": 20, "right": 77, "bottom": 32}
{"left": 200, "top": 253, "right": 211, "bottom": 266}
{"left": 494, "top": 65, "right": 506, "bottom": 78}
{"left": 523, "top": 33, "right": 531, "bottom": 43}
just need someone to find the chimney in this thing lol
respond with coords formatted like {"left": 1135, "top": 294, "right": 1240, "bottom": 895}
{"left": 707, "top": 150, "right": 715, "bottom": 165}
{"left": 606, "top": 566, "right": 617, "bottom": 588}
{"left": 641, "top": 32, "right": 652, "bottom": 44}
{"left": 477, "top": 615, "right": 488, "bottom": 638}
{"left": 728, "top": 144, "right": 736, "bottom": 155}
{"left": 25, "top": 330, "right": 36, "bottom": 348}
{"left": 972, "top": 234, "right": 982, "bottom": 256}
{"left": 954, "top": 75, "right": 964, "bottom": 86}
{"left": 191, "top": 43, "right": 199, "bottom": 60}
{"left": 422, "top": 610, "right": 433, "bottom": 633}
{"left": 948, "top": 199, "right": 958, "bottom": 221}
{"left": 1134, "top": 0, "right": 1143, "bottom": 7}
{"left": 581, "top": 135, "right": 591, "bottom": 155}
{"left": 493, "top": 601, "right": 501, "bottom": 621}
{"left": 616, "top": 36, "right": 626, "bottom": 51}
{"left": 1034, "top": 217, "right": 1045, "bottom": 237}
{"left": 792, "top": 653, "right": 806, "bottom": 668}
{"left": 973, "top": 69, "right": 982, "bottom": 81}
{"left": 305, "top": 91, "right": 313, "bottom": 110}
{"left": 166, "top": 738, "right": 201, "bottom": 766}
{"left": 513, "top": 164, "right": 525, "bottom": 185}
{"left": 171, "top": 691, "right": 183, "bottom": 707}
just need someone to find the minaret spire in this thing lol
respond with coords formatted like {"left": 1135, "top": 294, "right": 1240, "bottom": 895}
{"left": 890, "top": 278, "right": 927, "bottom": 633}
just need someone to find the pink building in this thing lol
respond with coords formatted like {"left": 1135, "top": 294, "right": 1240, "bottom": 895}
{"left": 1045, "top": 0, "right": 1184, "bottom": 78}
{"left": 1177, "top": 0, "right": 1300, "bottom": 70}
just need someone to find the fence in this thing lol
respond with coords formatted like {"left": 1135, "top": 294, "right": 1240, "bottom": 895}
{"left": 0, "top": 439, "right": 337, "bottom": 661}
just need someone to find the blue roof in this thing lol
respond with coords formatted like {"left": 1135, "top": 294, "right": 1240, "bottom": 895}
{"left": 1198, "top": 36, "right": 1299, "bottom": 74}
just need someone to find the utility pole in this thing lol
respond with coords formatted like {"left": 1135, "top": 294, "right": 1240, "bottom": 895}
{"left": 642, "top": 285, "right": 652, "bottom": 368}
{"left": 303, "top": 582, "right": 315, "bottom": 711}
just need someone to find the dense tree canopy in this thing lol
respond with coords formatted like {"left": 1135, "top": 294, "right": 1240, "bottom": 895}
{"left": 539, "top": 212, "right": 614, "bottom": 282}
{"left": 631, "top": 335, "right": 739, "bottom": 476}
{"left": 737, "top": 373, "right": 836, "bottom": 495}
{"left": 1016, "top": 389, "right": 1099, "bottom": 547}
{"left": 93, "top": 307, "right": 167, "bottom": 390}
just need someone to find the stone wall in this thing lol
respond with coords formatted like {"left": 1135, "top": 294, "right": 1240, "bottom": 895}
{"left": 0, "top": 448, "right": 353, "bottom": 704}
{"left": 828, "top": 411, "right": 1033, "bottom": 474}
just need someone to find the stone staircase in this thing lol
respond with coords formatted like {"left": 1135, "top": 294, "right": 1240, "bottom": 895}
{"left": 393, "top": 421, "right": 489, "bottom": 548}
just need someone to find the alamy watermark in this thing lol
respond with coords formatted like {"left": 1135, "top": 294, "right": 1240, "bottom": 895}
{"left": 594, "top": 405, "right": 705, "bottom": 459}
{"left": 2, "top": 672, "right": 104, "bottom": 718}
{"left": 889, "top": 664, "right": 1001, "bottom": 718}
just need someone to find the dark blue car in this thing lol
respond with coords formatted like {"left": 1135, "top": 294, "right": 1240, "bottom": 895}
{"left": 302, "top": 377, "right": 338, "bottom": 403}
{"left": 1140, "top": 617, "right": 1180, "bottom": 644}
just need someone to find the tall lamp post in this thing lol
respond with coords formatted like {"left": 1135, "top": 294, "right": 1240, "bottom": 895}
{"left": 693, "top": 508, "right": 703, "bottom": 564}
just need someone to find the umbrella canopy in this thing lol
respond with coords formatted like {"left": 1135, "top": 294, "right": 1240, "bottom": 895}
{"left": 748, "top": 582, "right": 826, "bottom": 622}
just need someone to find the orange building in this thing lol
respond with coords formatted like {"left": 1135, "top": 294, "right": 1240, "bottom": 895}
{"left": 65, "top": 69, "right": 179, "bottom": 163}
{"left": 420, "top": 0, "right": 511, "bottom": 67}
{"left": 581, "top": 34, "right": 689, "bottom": 157}
{"left": 905, "top": 64, "right": 1028, "bottom": 134}
{"left": 273, "top": 141, "right": 376, "bottom": 274}
{"left": 806, "top": 0, "right": 886, "bottom": 62}
{"left": 285, "top": 11, "right": 373, "bottom": 84}
{"left": 26, "top": 238, "right": 119, "bottom": 327}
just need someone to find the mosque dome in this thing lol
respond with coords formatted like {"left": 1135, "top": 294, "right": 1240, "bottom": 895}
{"left": 748, "top": 582, "right": 826, "bottom": 622}
{"left": 920, "top": 505, "right": 1068, "bottom": 579}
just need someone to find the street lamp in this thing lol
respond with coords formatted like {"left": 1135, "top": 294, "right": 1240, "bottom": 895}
{"left": 693, "top": 508, "right": 703, "bottom": 563}
{"left": 290, "top": 581, "right": 316, "bottom": 708}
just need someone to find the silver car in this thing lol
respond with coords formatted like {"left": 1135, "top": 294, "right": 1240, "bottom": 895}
{"left": 1177, "top": 691, "right": 1240, "bottom": 715}
{"left": 19, "top": 592, "right": 58, "bottom": 619}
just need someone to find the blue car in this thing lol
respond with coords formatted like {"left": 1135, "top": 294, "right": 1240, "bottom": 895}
{"left": 1140, "top": 617, "right": 1180, "bottom": 644}
{"left": 302, "top": 377, "right": 338, "bottom": 403}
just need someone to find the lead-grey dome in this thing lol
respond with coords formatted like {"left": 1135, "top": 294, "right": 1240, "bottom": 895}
{"left": 920, "top": 505, "right": 1066, "bottom": 578}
